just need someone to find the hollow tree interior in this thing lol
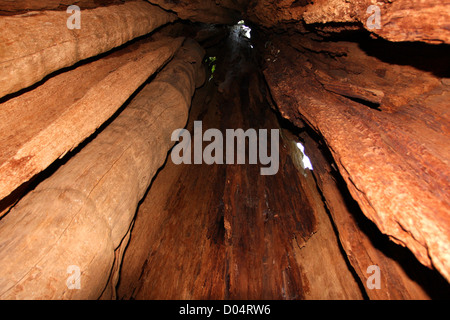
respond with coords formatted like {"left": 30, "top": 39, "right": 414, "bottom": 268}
{"left": 0, "top": 0, "right": 449, "bottom": 300}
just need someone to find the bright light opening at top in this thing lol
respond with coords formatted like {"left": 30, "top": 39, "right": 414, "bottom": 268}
{"left": 296, "top": 142, "right": 313, "bottom": 171}
{"left": 237, "top": 20, "right": 251, "bottom": 39}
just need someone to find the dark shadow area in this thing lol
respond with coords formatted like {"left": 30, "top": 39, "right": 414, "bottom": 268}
{"left": 341, "top": 95, "right": 382, "bottom": 111}
{"left": 306, "top": 27, "right": 450, "bottom": 78}
{"left": 357, "top": 37, "right": 450, "bottom": 78}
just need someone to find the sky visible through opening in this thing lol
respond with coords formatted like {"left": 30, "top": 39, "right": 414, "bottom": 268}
{"left": 237, "top": 20, "right": 251, "bottom": 39}
{"left": 296, "top": 142, "right": 314, "bottom": 170}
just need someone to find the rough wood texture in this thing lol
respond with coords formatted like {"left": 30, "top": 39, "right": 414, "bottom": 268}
{"left": 0, "top": 1, "right": 131, "bottom": 14}
{"left": 0, "top": 1, "right": 177, "bottom": 98}
{"left": 369, "top": 0, "right": 450, "bottom": 44}
{"left": 146, "top": 0, "right": 244, "bottom": 24}
{"left": 0, "top": 36, "right": 184, "bottom": 207}
{"left": 245, "top": 0, "right": 450, "bottom": 44}
{"left": 258, "top": 32, "right": 450, "bottom": 282}
{"left": 300, "top": 130, "right": 449, "bottom": 299}
{"left": 0, "top": 38, "right": 205, "bottom": 299}
{"left": 117, "top": 27, "right": 363, "bottom": 300}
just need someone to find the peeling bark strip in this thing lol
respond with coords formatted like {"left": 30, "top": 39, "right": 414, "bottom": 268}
{"left": 0, "top": 36, "right": 185, "bottom": 204}
{"left": 0, "top": 38, "right": 205, "bottom": 299}
{"left": 0, "top": 1, "right": 177, "bottom": 98}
